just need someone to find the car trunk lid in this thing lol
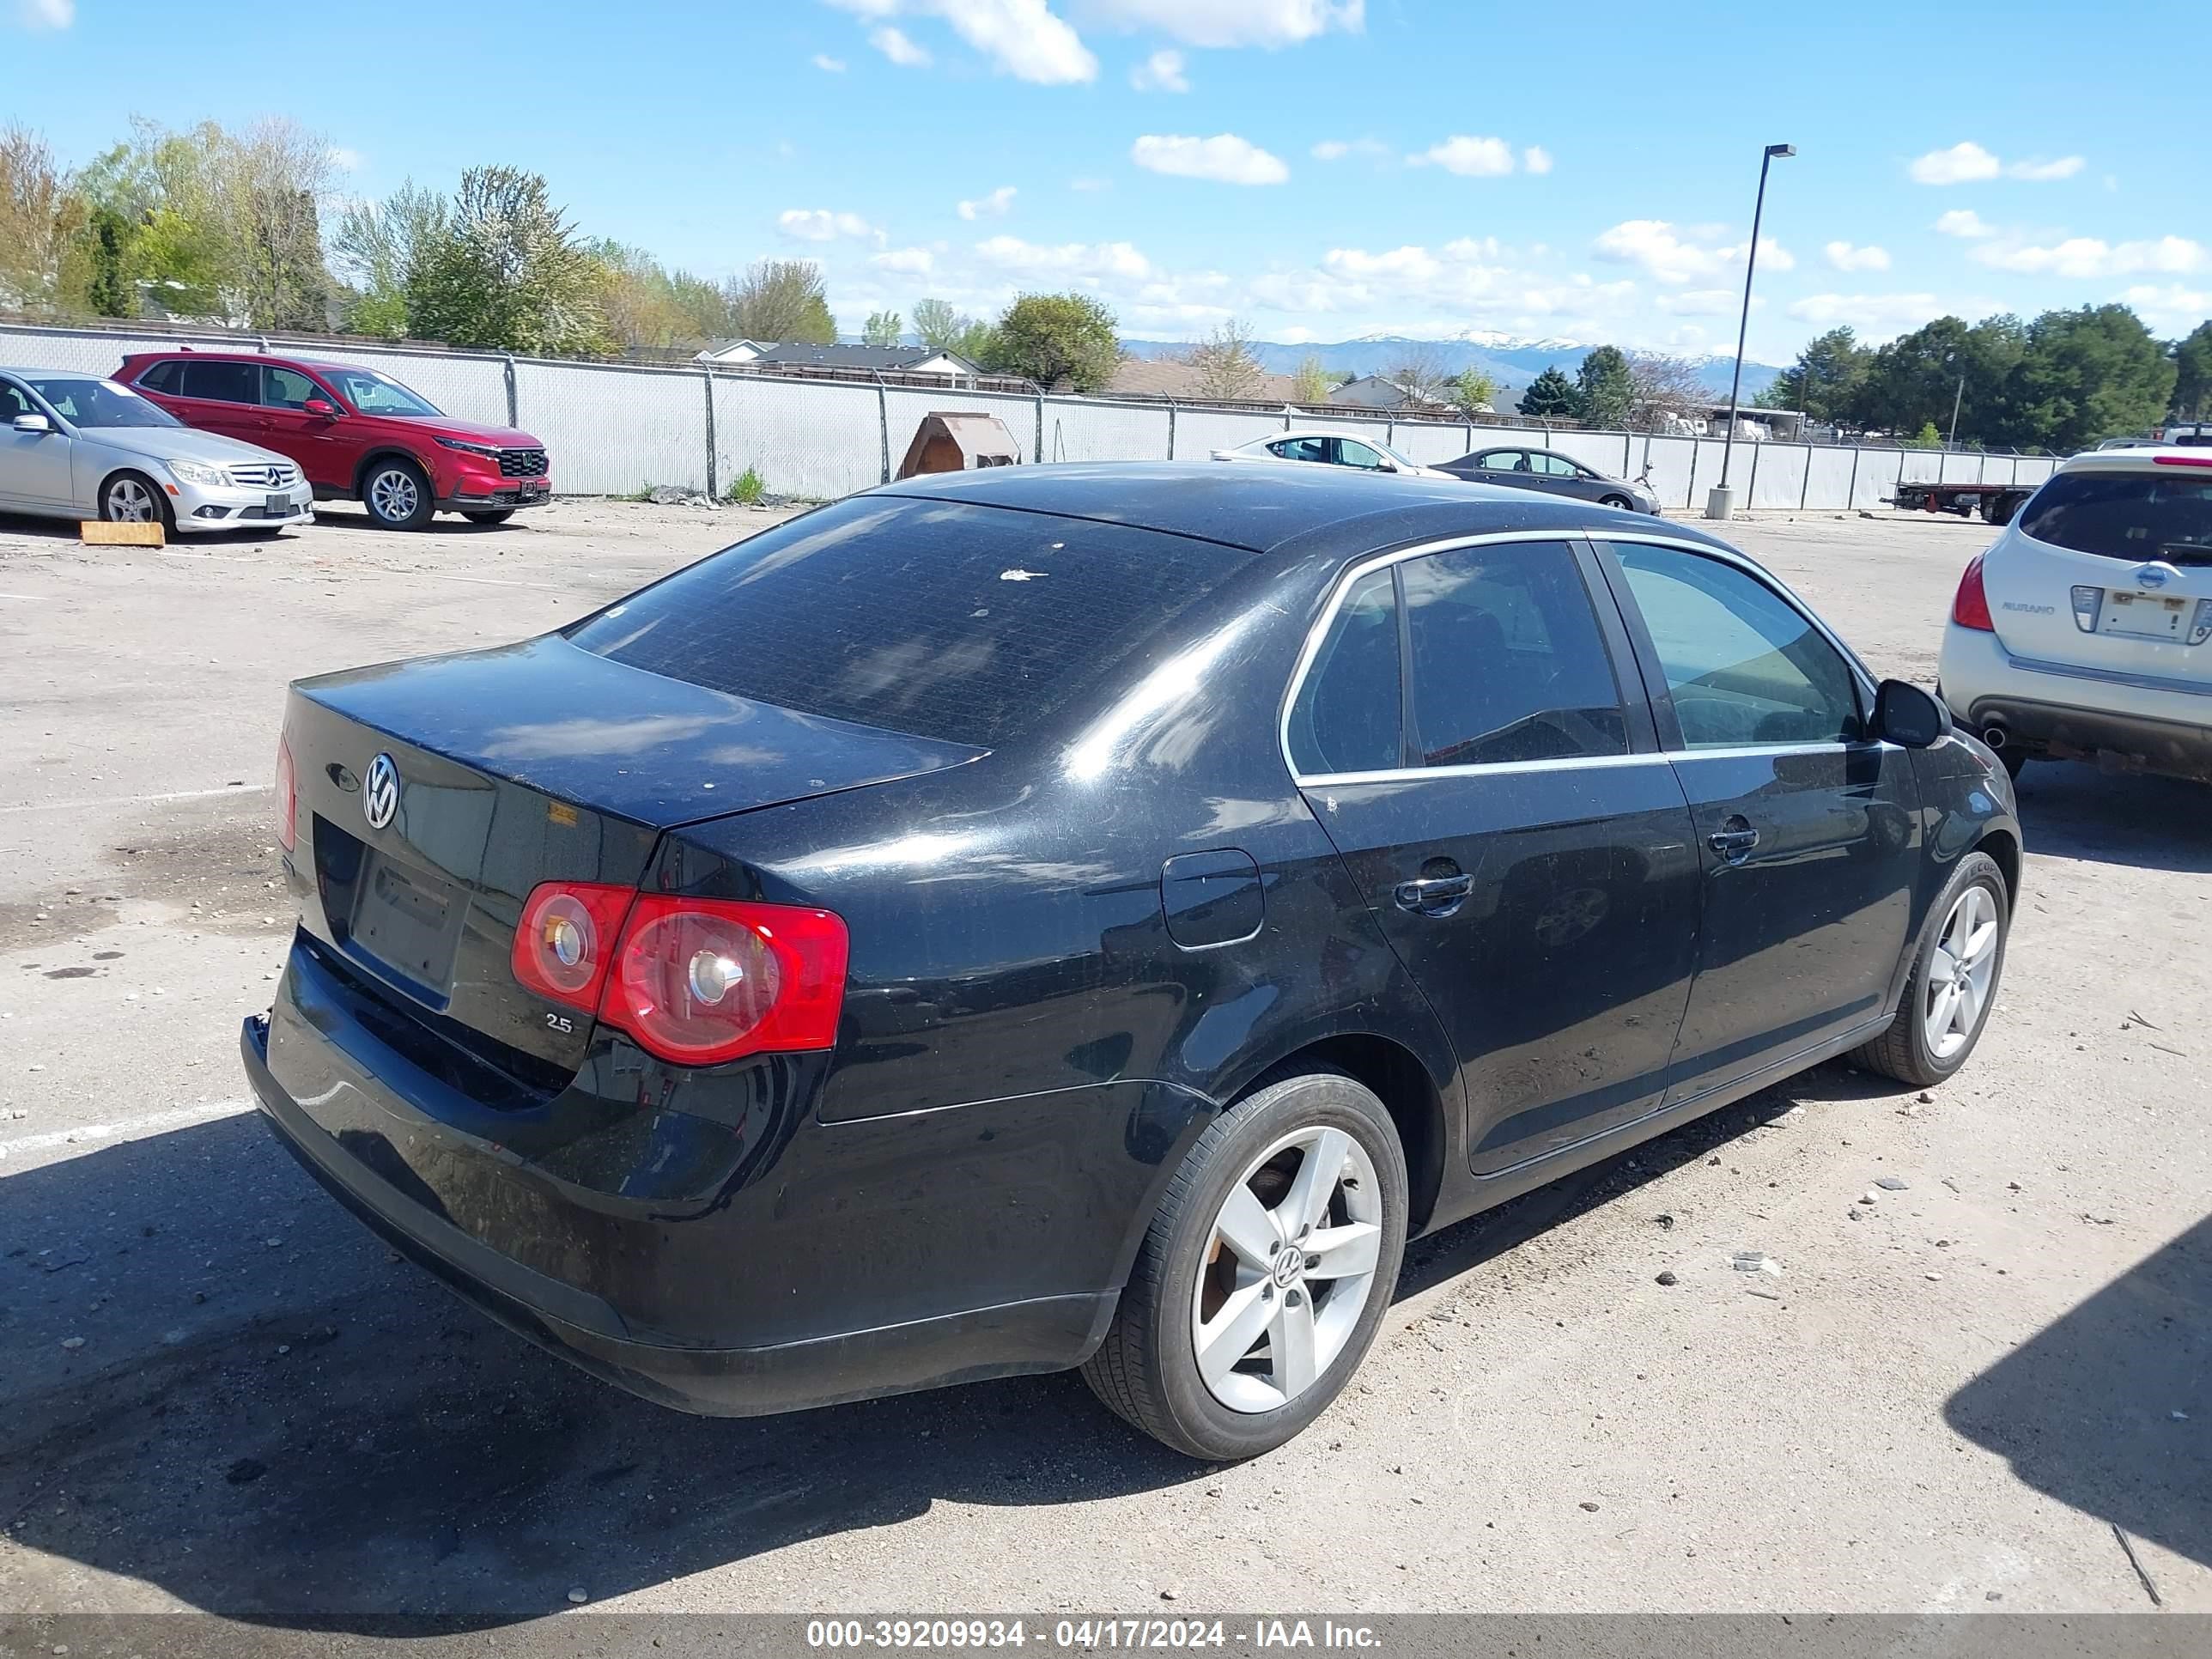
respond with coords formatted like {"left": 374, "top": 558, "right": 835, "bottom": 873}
{"left": 283, "top": 633, "right": 981, "bottom": 1079}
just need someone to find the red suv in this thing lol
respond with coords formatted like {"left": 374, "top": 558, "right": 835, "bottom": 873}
{"left": 118, "top": 350, "right": 551, "bottom": 530}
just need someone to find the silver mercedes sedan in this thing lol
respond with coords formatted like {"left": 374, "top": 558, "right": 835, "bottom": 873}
{"left": 0, "top": 368, "right": 314, "bottom": 535}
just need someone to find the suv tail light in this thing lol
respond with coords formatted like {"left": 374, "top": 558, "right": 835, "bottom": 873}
{"left": 274, "top": 736, "right": 298, "bottom": 852}
{"left": 1951, "top": 553, "right": 1995, "bottom": 632}
{"left": 511, "top": 883, "right": 848, "bottom": 1066}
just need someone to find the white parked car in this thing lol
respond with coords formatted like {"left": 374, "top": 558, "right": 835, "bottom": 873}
{"left": 0, "top": 368, "right": 313, "bottom": 536}
{"left": 1211, "top": 428, "right": 1457, "bottom": 480}
{"left": 1939, "top": 447, "right": 2212, "bottom": 782}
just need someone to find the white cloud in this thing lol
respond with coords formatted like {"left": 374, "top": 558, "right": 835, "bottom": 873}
{"left": 1080, "top": 0, "right": 1364, "bottom": 49}
{"left": 2119, "top": 283, "right": 2212, "bottom": 331}
{"left": 872, "top": 246, "right": 937, "bottom": 274}
{"left": 1787, "top": 292, "right": 1945, "bottom": 333}
{"left": 1411, "top": 135, "right": 1516, "bottom": 177}
{"left": 1068, "top": 175, "right": 1111, "bottom": 191}
{"left": 1933, "top": 209, "right": 1996, "bottom": 239}
{"left": 870, "top": 24, "right": 933, "bottom": 65}
{"left": 957, "top": 185, "right": 1018, "bottom": 220}
{"left": 15, "top": 0, "right": 73, "bottom": 27}
{"left": 1310, "top": 137, "right": 1386, "bottom": 162}
{"left": 1522, "top": 145, "right": 1553, "bottom": 175}
{"left": 1824, "top": 240, "right": 1891, "bottom": 273}
{"left": 1909, "top": 141, "right": 2087, "bottom": 185}
{"left": 779, "top": 208, "right": 884, "bottom": 242}
{"left": 1130, "top": 133, "right": 1289, "bottom": 185}
{"left": 1130, "top": 47, "right": 1188, "bottom": 91}
{"left": 973, "top": 234, "right": 1153, "bottom": 282}
{"left": 327, "top": 147, "right": 364, "bottom": 173}
{"left": 1909, "top": 142, "right": 2002, "bottom": 185}
{"left": 1591, "top": 220, "right": 1791, "bottom": 285}
{"left": 1656, "top": 289, "right": 1741, "bottom": 317}
{"left": 1972, "top": 234, "right": 2207, "bottom": 278}
{"left": 813, "top": 52, "right": 848, "bottom": 70}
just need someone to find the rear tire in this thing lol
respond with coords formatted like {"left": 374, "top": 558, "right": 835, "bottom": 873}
{"left": 99, "top": 470, "right": 173, "bottom": 534}
{"left": 460, "top": 508, "right": 515, "bottom": 526}
{"left": 1599, "top": 494, "right": 1632, "bottom": 511}
{"left": 1850, "top": 850, "right": 2009, "bottom": 1089}
{"left": 1081, "top": 1069, "right": 1407, "bottom": 1461}
{"left": 362, "top": 459, "right": 434, "bottom": 531}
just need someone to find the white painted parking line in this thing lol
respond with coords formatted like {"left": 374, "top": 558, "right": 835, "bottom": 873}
{"left": 0, "top": 783, "right": 270, "bottom": 817}
{"left": 0, "top": 1098, "right": 252, "bottom": 1163}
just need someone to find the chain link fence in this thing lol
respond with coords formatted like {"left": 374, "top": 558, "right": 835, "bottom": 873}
{"left": 0, "top": 320, "right": 2062, "bottom": 514}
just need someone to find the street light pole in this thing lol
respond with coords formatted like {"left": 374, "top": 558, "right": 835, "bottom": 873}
{"left": 1948, "top": 372, "right": 1966, "bottom": 449}
{"left": 1708, "top": 142, "right": 1794, "bottom": 520}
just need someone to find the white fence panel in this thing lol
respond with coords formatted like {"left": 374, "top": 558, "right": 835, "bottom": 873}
{"left": 715, "top": 374, "right": 879, "bottom": 501}
{"left": 0, "top": 325, "right": 179, "bottom": 375}
{"left": 1853, "top": 449, "right": 1905, "bottom": 510}
{"left": 1897, "top": 449, "right": 1943, "bottom": 488}
{"left": 516, "top": 361, "right": 704, "bottom": 495}
{"left": 1388, "top": 422, "right": 1474, "bottom": 466}
{"left": 1549, "top": 430, "right": 1633, "bottom": 478}
{"left": 1692, "top": 439, "right": 1734, "bottom": 500}
{"left": 1807, "top": 446, "right": 1856, "bottom": 510}
{"left": 1748, "top": 443, "right": 1810, "bottom": 510}
{"left": 1043, "top": 398, "right": 1168, "bottom": 463}
{"left": 1640, "top": 435, "right": 1698, "bottom": 508}
{"left": 1174, "top": 408, "right": 1291, "bottom": 457}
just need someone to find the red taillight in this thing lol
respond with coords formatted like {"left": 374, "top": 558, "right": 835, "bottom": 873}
{"left": 274, "top": 736, "right": 297, "bottom": 853}
{"left": 512, "top": 883, "right": 848, "bottom": 1066}
{"left": 1951, "top": 553, "right": 1995, "bottom": 632}
{"left": 512, "top": 880, "right": 635, "bottom": 1010}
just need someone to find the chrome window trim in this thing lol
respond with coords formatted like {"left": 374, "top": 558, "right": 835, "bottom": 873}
{"left": 2003, "top": 647, "right": 2212, "bottom": 701}
{"left": 1278, "top": 528, "right": 1885, "bottom": 788}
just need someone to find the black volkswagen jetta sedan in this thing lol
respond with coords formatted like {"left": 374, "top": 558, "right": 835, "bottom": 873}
{"left": 243, "top": 463, "right": 2020, "bottom": 1460}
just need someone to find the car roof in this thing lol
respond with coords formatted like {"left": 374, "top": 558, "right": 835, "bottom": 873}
{"left": 118, "top": 349, "right": 367, "bottom": 375}
{"left": 875, "top": 461, "right": 1720, "bottom": 556}
{"left": 2057, "top": 447, "right": 2212, "bottom": 473}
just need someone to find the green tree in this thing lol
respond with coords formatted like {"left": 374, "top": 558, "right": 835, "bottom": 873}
{"left": 1518, "top": 366, "right": 1577, "bottom": 418}
{"left": 406, "top": 166, "right": 607, "bottom": 355}
{"left": 862, "top": 308, "right": 902, "bottom": 346}
{"left": 911, "top": 297, "right": 963, "bottom": 349}
{"left": 2169, "top": 320, "right": 2212, "bottom": 422}
{"left": 1764, "top": 325, "right": 1870, "bottom": 424}
{"left": 2002, "top": 305, "right": 2176, "bottom": 452}
{"left": 983, "top": 291, "right": 1120, "bottom": 391}
{"left": 332, "top": 179, "right": 449, "bottom": 338}
{"left": 0, "top": 125, "right": 92, "bottom": 315}
{"left": 1907, "top": 420, "right": 1942, "bottom": 448}
{"left": 1852, "top": 314, "right": 2025, "bottom": 446}
{"left": 1449, "top": 366, "right": 1498, "bottom": 414}
{"left": 723, "top": 258, "right": 835, "bottom": 343}
{"left": 1291, "top": 355, "right": 1330, "bottom": 405}
{"left": 1572, "top": 345, "right": 1632, "bottom": 428}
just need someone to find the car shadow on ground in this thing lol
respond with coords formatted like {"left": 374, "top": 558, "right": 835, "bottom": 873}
{"left": 1945, "top": 1215, "right": 2209, "bottom": 1575}
{"left": 0, "top": 509, "right": 299, "bottom": 548}
{"left": 0, "top": 1057, "right": 1893, "bottom": 1626}
{"left": 2009, "top": 761, "right": 2212, "bottom": 876}
{"left": 304, "top": 504, "right": 520, "bottom": 534}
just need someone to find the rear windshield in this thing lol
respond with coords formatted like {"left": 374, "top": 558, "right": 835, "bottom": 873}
{"left": 567, "top": 495, "right": 1246, "bottom": 747}
{"left": 2020, "top": 468, "right": 2212, "bottom": 564}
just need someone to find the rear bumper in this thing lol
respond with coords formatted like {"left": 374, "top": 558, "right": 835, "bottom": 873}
{"left": 1939, "top": 623, "right": 2212, "bottom": 781}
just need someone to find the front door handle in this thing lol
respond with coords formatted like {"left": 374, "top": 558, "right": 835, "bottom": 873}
{"left": 1707, "top": 817, "right": 1759, "bottom": 861}
{"left": 1394, "top": 873, "right": 1474, "bottom": 915}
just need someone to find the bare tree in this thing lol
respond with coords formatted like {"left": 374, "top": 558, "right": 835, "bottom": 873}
{"left": 1625, "top": 351, "right": 1713, "bottom": 430}
{"left": 724, "top": 258, "right": 836, "bottom": 344}
{"left": 1291, "top": 354, "right": 1331, "bottom": 405}
{"left": 1189, "top": 316, "right": 1266, "bottom": 401}
{"left": 0, "top": 125, "right": 88, "bottom": 314}
{"left": 1386, "top": 343, "right": 1453, "bottom": 404}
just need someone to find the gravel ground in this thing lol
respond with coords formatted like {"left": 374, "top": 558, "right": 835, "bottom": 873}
{"left": 0, "top": 496, "right": 2203, "bottom": 1627}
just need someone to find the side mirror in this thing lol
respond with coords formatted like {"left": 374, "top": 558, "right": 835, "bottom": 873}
{"left": 1872, "top": 678, "right": 1951, "bottom": 748}
{"left": 302, "top": 398, "right": 338, "bottom": 418}
{"left": 11, "top": 412, "right": 52, "bottom": 434}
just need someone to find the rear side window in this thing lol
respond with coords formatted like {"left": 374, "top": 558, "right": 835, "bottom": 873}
{"left": 1287, "top": 568, "right": 1400, "bottom": 776}
{"left": 180, "top": 361, "right": 258, "bottom": 404}
{"left": 1401, "top": 542, "right": 1626, "bottom": 767}
{"left": 568, "top": 496, "right": 1248, "bottom": 749}
{"left": 2018, "top": 469, "right": 2212, "bottom": 565}
{"left": 136, "top": 360, "right": 184, "bottom": 394}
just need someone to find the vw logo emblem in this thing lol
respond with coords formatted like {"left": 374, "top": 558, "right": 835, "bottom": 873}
{"left": 362, "top": 753, "right": 400, "bottom": 830}
{"left": 2136, "top": 563, "right": 2172, "bottom": 589}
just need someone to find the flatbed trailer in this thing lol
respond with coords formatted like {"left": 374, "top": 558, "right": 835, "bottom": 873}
{"left": 1888, "top": 478, "right": 2033, "bottom": 524}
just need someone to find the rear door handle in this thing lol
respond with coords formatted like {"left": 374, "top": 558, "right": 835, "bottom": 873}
{"left": 1707, "top": 817, "right": 1759, "bottom": 861}
{"left": 1394, "top": 874, "right": 1474, "bottom": 915}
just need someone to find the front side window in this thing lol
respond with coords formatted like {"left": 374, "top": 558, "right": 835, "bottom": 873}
{"left": 1401, "top": 542, "right": 1626, "bottom": 767}
{"left": 1335, "top": 438, "right": 1385, "bottom": 471}
{"left": 1286, "top": 567, "right": 1401, "bottom": 776}
{"left": 323, "top": 366, "right": 442, "bottom": 417}
{"left": 2017, "top": 468, "right": 2212, "bottom": 565}
{"left": 21, "top": 377, "right": 179, "bottom": 428}
{"left": 1612, "top": 544, "right": 1860, "bottom": 750}
{"left": 179, "top": 361, "right": 258, "bottom": 404}
{"left": 264, "top": 367, "right": 325, "bottom": 410}
{"left": 1531, "top": 453, "right": 1579, "bottom": 477}
{"left": 0, "top": 380, "right": 33, "bottom": 422}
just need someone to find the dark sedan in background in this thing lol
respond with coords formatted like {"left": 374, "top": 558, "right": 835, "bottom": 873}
{"left": 1441, "top": 444, "right": 1662, "bottom": 513}
{"left": 242, "top": 463, "right": 2018, "bottom": 1461}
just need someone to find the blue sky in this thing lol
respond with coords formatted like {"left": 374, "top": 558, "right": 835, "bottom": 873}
{"left": 9, "top": 0, "right": 2209, "bottom": 360}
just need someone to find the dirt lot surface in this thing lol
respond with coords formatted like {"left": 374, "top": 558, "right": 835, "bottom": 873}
{"left": 0, "top": 497, "right": 2203, "bottom": 1630}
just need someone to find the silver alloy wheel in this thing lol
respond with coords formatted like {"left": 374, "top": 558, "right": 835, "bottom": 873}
{"left": 1922, "top": 883, "right": 2000, "bottom": 1060}
{"left": 1190, "top": 1124, "right": 1383, "bottom": 1414}
{"left": 105, "top": 477, "right": 157, "bottom": 522}
{"left": 368, "top": 467, "right": 419, "bottom": 524}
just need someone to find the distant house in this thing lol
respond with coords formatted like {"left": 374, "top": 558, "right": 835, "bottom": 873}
{"left": 696, "top": 340, "right": 981, "bottom": 379}
{"left": 1106, "top": 356, "right": 1304, "bottom": 404}
{"left": 1327, "top": 374, "right": 1450, "bottom": 414}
